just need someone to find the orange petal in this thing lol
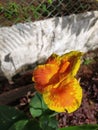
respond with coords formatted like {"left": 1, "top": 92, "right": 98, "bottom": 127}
{"left": 59, "top": 61, "right": 70, "bottom": 73}
{"left": 43, "top": 78, "right": 82, "bottom": 113}
{"left": 61, "top": 51, "right": 83, "bottom": 76}
{"left": 34, "top": 83, "right": 45, "bottom": 93}
{"left": 33, "top": 64, "right": 59, "bottom": 87}
{"left": 46, "top": 53, "right": 59, "bottom": 64}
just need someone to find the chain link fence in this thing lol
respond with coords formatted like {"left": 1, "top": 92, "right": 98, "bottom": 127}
{"left": 0, "top": 0, "right": 98, "bottom": 26}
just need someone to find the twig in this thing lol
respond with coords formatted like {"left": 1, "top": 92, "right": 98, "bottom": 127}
{"left": 0, "top": 84, "right": 34, "bottom": 105}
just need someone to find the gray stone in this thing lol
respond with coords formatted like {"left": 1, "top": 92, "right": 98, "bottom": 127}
{"left": 0, "top": 11, "right": 98, "bottom": 81}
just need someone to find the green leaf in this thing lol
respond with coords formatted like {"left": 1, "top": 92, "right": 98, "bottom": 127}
{"left": 29, "top": 92, "right": 48, "bottom": 117}
{"left": 9, "top": 119, "right": 42, "bottom": 130}
{"left": 59, "top": 124, "right": 98, "bottom": 130}
{"left": 39, "top": 115, "right": 58, "bottom": 130}
{"left": 24, "top": 120, "right": 42, "bottom": 130}
{"left": 0, "top": 105, "right": 26, "bottom": 130}
{"left": 48, "top": 117, "right": 58, "bottom": 129}
{"left": 30, "top": 107, "right": 42, "bottom": 118}
{"left": 8, "top": 120, "right": 28, "bottom": 130}
{"left": 30, "top": 93, "right": 44, "bottom": 109}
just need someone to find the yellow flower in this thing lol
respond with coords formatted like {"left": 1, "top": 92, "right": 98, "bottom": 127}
{"left": 32, "top": 51, "right": 83, "bottom": 113}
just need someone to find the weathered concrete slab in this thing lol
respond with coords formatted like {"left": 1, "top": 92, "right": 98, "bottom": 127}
{"left": 0, "top": 11, "right": 98, "bottom": 81}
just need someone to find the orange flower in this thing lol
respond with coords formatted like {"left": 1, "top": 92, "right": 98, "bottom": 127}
{"left": 32, "top": 51, "right": 83, "bottom": 113}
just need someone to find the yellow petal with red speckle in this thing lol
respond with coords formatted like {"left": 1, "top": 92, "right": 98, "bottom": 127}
{"left": 43, "top": 78, "right": 82, "bottom": 113}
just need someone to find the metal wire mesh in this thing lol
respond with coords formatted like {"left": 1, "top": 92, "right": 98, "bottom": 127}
{"left": 0, "top": 0, "right": 98, "bottom": 26}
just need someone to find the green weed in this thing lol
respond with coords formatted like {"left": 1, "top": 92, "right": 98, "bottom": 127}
{"left": 0, "top": 1, "right": 52, "bottom": 23}
{"left": 4, "top": 2, "right": 20, "bottom": 19}
{"left": 83, "top": 59, "right": 93, "bottom": 65}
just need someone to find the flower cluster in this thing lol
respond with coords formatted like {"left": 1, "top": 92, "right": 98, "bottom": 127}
{"left": 32, "top": 51, "right": 83, "bottom": 113}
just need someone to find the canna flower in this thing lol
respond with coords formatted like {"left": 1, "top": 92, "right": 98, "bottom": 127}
{"left": 32, "top": 51, "right": 83, "bottom": 113}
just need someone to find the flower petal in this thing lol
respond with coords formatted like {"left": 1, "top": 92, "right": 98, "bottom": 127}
{"left": 61, "top": 51, "right": 83, "bottom": 76}
{"left": 59, "top": 61, "right": 70, "bottom": 73}
{"left": 46, "top": 53, "right": 59, "bottom": 64}
{"left": 43, "top": 78, "right": 82, "bottom": 113}
{"left": 33, "top": 64, "right": 59, "bottom": 92}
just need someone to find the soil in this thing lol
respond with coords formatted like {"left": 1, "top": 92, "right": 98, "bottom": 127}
{"left": 0, "top": 48, "right": 98, "bottom": 128}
